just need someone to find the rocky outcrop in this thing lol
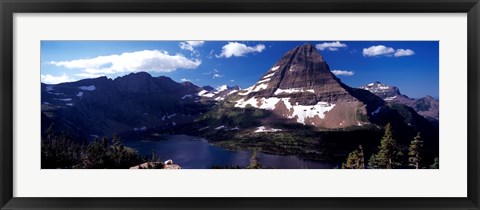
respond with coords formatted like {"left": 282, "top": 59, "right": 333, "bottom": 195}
{"left": 129, "top": 161, "right": 164, "bottom": 169}
{"left": 129, "top": 159, "right": 181, "bottom": 169}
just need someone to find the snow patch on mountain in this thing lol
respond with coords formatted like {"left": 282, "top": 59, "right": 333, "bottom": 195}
{"left": 234, "top": 96, "right": 335, "bottom": 125}
{"left": 257, "top": 78, "right": 271, "bottom": 84}
{"left": 181, "top": 94, "right": 192, "bottom": 99}
{"left": 228, "top": 90, "right": 238, "bottom": 95}
{"left": 216, "top": 85, "right": 228, "bottom": 93}
{"left": 371, "top": 107, "right": 382, "bottom": 116}
{"left": 203, "top": 92, "right": 215, "bottom": 97}
{"left": 252, "top": 83, "right": 268, "bottom": 92}
{"left": 133, "top": 126, "right": 147, "bottom": 131}
{"left": 78, "top": 85, "right": 96, "bottom": 91}
{"left": 263, "top": 72, "right": 275, "bottom": 78}
{"left": 360, "top": 83, "right": 391, "bottom": 93}
{"left": 270, "top": 66, "right": 280, "bottom": 71}
{"left": 254, "top": 126, "right": 282, "bottom": 133}
{"left": 46, "top": 86, "right": 54, "bottom": 91}
{"left": 76, "top": 92, "right": 83, "bottom": 97}
{"left": 385, "top": 96, "right": 397, "bottom": 101}
{"left": 289, "top": 102, "right": 335, "bottom": 124}
{"left": 238, "top": 86, "right": 254, "bottom": 96}
{"left": 274, "top": 88, "right": 315, "bottom": 95}
{"left": 197, "top": 90, "right": 209, "bottom": 96}
{"left": 215, "top": 125, "right": 225, "bottom": 130}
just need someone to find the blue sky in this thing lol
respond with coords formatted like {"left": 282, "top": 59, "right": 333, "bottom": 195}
{"left": 41, "top": 41, "right": 439, "bottom": 99}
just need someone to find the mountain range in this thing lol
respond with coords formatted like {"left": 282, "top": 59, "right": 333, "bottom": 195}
{"left": 41, "top": 44, "right": 439, "bottom": 162}
{"left": 359, "top": 81, "right": 439, "bottom": 121}
{"left": 41, "top": 72, "right": 239, "bottom": 138}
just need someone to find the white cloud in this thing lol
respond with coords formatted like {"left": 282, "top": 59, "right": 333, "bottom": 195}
{"left": 362, "top": 45, "right": 395, "bottom": 57}
{"left": 49, "top": 50, "right": 201, "bottom": 75}
{"left": 41, "top": 73, "right": 74, "bottom": 84}
{"left": 179, "top": 41, "right": 205, "bottom": 52}
{"left": 394, "top": 49, "right": 415, "bottom": 57}
{"left": 363, "top": 45, "right": 415, "bottom": 57}
{"left": 207, "top": 49, "right": 215, "bottom": 59}
{"left": 216, "top": 42, "right": 266, "bottom": 58}
{"left": 213, "top": 73, "right": 223, "bottom": 79}
{"left": 331, "top": 70, "right": 355, "bottom": 76}
{"left": 75, "top": 73, "right": 105, "bottom": 78}
{"left": 230, "top": 79, "right": 235, "bottom": 83}
{"left": 203, "top": 69, "right": 219, "bottom": 76}
{"left": 180, "top": 78, "right": 190, "bottom": 82}
{"left": 315, "top": 41, "right": 348, "bottom": 51}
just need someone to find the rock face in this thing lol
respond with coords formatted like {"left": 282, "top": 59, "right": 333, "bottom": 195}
{"left": 360, "top": 82, "right": 439, "bottom": 121}
{"left": 231, "top": 44, "right": 385, "bottom": 128}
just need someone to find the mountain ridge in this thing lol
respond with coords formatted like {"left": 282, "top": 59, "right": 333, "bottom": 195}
{"left": 359, "top": 81, "right": 439, "bottom": 121}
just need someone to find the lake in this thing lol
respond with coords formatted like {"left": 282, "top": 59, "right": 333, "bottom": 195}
{"left": 124, "top": 134, "right": 335, "bottom": 169}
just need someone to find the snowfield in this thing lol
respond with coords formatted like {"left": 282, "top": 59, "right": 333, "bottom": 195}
{"left": 234, "top": 96, "right": 335, "bottom": 124}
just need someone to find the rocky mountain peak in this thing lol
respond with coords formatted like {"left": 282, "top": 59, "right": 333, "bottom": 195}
{"left": 359, "top": 82, "right": 439, "bottom": 121}
{"left": 359, "top": 81, "right": 402, "bottom": 99}
{"left": 230, "top": 44, "right": 386, "bottom": 128}
{"left": 237, "top": 44, "right": 354, "bottom": 104}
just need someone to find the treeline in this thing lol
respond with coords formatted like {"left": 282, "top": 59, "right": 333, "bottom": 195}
{"left": 41, "top": 124, "right": 147, "bottom": 169}
{"left": 341, "top": 123, "right": 439, "bottom": 169}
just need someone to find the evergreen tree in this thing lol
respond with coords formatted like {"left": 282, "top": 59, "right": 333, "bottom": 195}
{"left": 430, "top": 157, "right": 439, "bottom": 169}
{"left": 342, "top": 145, "right": 365, "bottom": 169}
{"left": 368, "top": 123, "right": 403, "bottom": 169}
{"left": 368, "top": 154, "right": 381, "bottom": 169}
{"left": 408, "top": 133, "right": 423, "bottom": 169}
{"left": 151, "top": 149, "right": 158, "bottom": 162}
{"left": 112, "top": 134, "right": 122, "bottom": 147}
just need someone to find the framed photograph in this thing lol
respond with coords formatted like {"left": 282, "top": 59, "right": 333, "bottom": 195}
{"left": 1, "top": 0, "right": 479, "bottom": 209}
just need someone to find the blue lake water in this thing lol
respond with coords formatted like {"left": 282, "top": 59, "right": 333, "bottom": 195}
{"left": 124, "top": 134, "right": 334, "bottom": 169}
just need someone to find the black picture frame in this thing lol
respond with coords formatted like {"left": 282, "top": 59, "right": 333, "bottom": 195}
{"left": 1, "top": 0, "right": 479, "bottom": 209}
